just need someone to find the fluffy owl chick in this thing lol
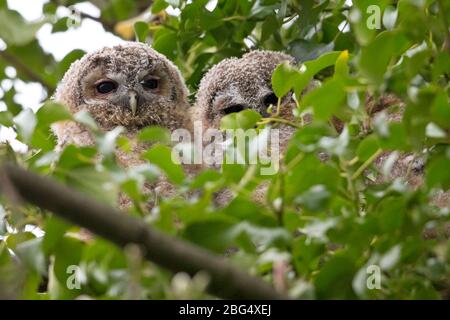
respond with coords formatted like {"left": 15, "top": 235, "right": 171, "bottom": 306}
{"left": 193, "top": 50, "right": 296, "bottom": 131}
{"left": 53, "top": 42, "right": 191, "bottom": 157}
{"left": 193, "top": 50, "right": 298, "bottom": 206}
{"left": 53, "top": 42, "right": 192, "bottom": 207}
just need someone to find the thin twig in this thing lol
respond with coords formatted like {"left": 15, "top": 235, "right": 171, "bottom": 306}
{"left": 351, "top": 148, "right": 383, "bottom": 180}
{"left": 258, "top": 117, "right": 301, "bottom": 128}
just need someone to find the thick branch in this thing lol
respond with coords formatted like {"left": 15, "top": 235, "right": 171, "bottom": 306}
{"left": 0, "top": 51, "right": 56, "bottom": 93}
{"left": 0, "top": 163, "right": 286, "bottom": 300}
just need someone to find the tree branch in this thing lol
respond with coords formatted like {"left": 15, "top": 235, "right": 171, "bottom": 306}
{"left": 0, "top": 163, "right": 287, "bottom": 300}
{"left": 0, "top": 51, "right": 56, "bottom": 93}
{"left": 79, "top": 11, "right": 116, "bottom": 33}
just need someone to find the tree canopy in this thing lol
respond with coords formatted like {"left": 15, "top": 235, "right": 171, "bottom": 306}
{"left": 0, "top": 0, "right": 449, "bottom": 299}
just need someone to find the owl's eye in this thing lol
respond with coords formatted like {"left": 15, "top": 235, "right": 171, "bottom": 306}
{"left": 263, "top": 92, "right": 278, "bottom": 107}
{"left": 141, "top": 78, "right": 159, "bottom": 90}
{"left": 96, "top": 81, "right": 117, "bottom": 94}
{"left": 222, "top": 104, "right": 245, "bottom": 115}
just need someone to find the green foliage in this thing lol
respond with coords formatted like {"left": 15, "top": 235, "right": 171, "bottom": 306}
{"left": 1, "top": 0, "right": 449, "bottom": 300}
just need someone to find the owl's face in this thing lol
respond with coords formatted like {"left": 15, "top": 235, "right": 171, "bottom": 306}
{"left": 56, "top": 43, "right": 189, "bottom": 131}
{"left": 195, "top": 51, "right": 295, "bottom": 129}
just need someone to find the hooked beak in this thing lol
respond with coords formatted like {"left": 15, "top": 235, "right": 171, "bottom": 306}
{"left": 129, "top": 90, "right": 138, "bottom": 116}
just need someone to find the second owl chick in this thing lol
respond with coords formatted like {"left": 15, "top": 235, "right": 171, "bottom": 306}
{"left": 193, "top": 50, "right": 296, "bottom": 131}
{"left": 193, "top": 50, "right": 298, "bottom": 206}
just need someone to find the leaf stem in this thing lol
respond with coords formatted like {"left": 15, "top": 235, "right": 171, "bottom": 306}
{"left": 258, "top": 117, "right": 301, "bottom": 128}
{"left": 351, "top": 148, "right": 383, "bottom": 180}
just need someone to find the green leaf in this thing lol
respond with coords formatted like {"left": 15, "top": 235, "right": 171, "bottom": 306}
{"left": 190, "top": 169, "right": 221, "bottom": 189}
{"left": 377, "top": 197, "right": 405, "bottom": 232}
{"left": 334, "top": 50, "right": 349, "bottom": 77}
{"left": 299, "top": 218, "right": 338, "bottom": 242}
{"left": 151, "top": 0, "right": 169, "bottom": 13}
{"left": 300, "top": 78, "right": 346, "bottom": 120}
{"left": 292, "top": 51, "right": 341, "bottom": 98}
{"left": 30, "top": 101, "right": 72, "bottom": 151}
{"left": 292, "top": 238, "right": 326, "bottom": 275}
{"left": 56, "top": 49, "right": 85, "bottom": 78}
{"left": 285, "top": 154, "right": 341, "bottom": 201}
{"left": 5, "top": 232, "right": 35, "bottom": 250}
{"left": 13, "top": 108, "right": 36, "bottom": 143}
{"left": 74, "top": 110, "right": 98, "bottom": 130}
{"left": 426, "top": 155, "right": 450, "bottom": 189}
{"left": 62, "top": 167, "right": 118, "bottom": 205}
{"left": 143, "top": 144, "right": 185, "bottom": 184}
{"left": 57, "top": 145, "right": 97, "bottom": 169}
{"left": 0, "top": 111, "right": 13, "bottom": 126}
{"left": 220, "top": 109, "right": 262, "bottom": 130}
{"left": 134, "top": 21, "right": 149, "bottom": 42}
{"left": 183, "top": 220, "right": 291, "bottom": 253}
{"left": 0, "top": 9, "right": 45, "bottom": 45}
{"left": 35, "top": 102, "right": 73, "bottom": 128}
{"left": 223, "top": 197, "right": 277, "bottom": 227}
{"left": 430, "top": 91, "right": 450, "bottom": 129}
{"left": 260, "top": 14, "right": 279, "bottom": 42}
{"left": 357, "top": 135, "right": 380, "bottom": 162}
{"left": 15, "top": 238, "right": 46, "bottom": 276}
{"left": 271, "top": 61, "right": 299, "bottom": 98}
{"left": 183, "top": 219, "right": 236, "bottom": 253}
{"left": 314, "top": 253, "right": 357, "bottom": 299}
{"left": 153, "top": 30, "right": 178, "bottom": 61}
{"left": 289, "top": 39, "right": 334, "bottom": 62}
{"left": 43, "top": 216, "right": 71, "bottom": 256}
{"left": 96, "top": 126, "right": 124, "bottom": 156}
{"left": 52, "top": 236, "right": 83, "bottom": 294}
{"left": 294, "top": 185, "right": 332, "bottom": 212}
{"left": 52, "top": 17, "right": 70, "bottom": 33}
{"left": 285, "top": 121, "right": 334, "bottom": 155}
{"left": 138, "top": 126, "right": 171, "bottom": 144}
{"left": 359, "top": 30, "right": 411, "bottom": 84}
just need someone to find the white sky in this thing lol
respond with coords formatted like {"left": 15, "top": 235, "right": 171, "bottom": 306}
{"left": 9, "top": 0, "right": 125, "bottom": 60}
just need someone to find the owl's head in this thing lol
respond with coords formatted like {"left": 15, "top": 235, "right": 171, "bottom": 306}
{"left": 55, "top": 42, "right": 189, "bottom": 131}
{"left": 194, "top": 50, "right": 295, "bottom": 129}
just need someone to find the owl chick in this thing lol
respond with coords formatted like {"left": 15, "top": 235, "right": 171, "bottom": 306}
{"left": 53, "top": 42, "right": 190, "bottom": 165}
{"left": 53, "top": 42, "right": 192, "bottom": 206}
{"left": 193, "top": 50, "right": 296, "bottom": 131}
{"left": 193, "top": 50, "right": 298, "bottom": 206}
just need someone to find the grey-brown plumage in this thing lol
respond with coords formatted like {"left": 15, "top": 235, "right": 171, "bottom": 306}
{"left": 193, "top": 50, "right": 298, "bottom": 206}
{"left": 193, "top": 50, "right": 296, "bottom": 131}
{"left": 53, "top": 42, "right": 191, "bottom": 163}
{"left": 53, "top": 42, "right": 192, "bottom": 206}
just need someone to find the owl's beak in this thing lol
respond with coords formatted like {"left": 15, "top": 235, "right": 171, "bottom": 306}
{"left": 129, "top": 91, "right": 138, "bottom": 116}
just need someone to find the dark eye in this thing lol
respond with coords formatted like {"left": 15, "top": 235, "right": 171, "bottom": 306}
{"left": 263, "top": 92, "right": 278, "bottom": 107}
{"left": 222, "top": 104, "right": 245, "bottom": 115}
{"left": 141, "top": 78, "right": 159, "bottom": 90}
{"left": 96, "top": 81, "right": 117, "bottom": 94}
